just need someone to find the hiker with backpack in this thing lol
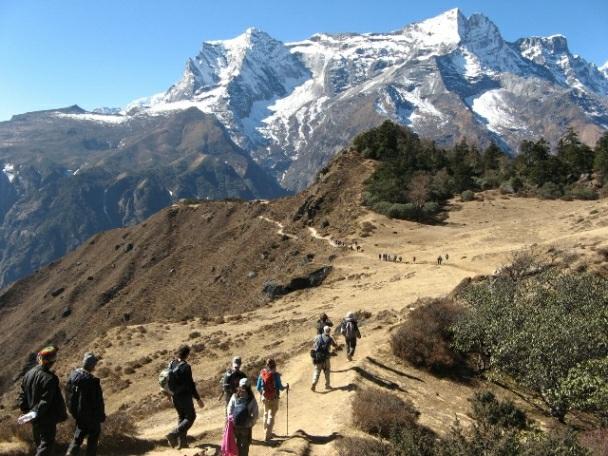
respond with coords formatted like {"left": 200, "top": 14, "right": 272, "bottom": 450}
{"left": 162, "top": 345, "right": 204, "bottom": 449}
{"left": 311, "top": 326, "right": 338, "bottom": 392}
{"left": 17, "top": 346, "right": 67, "bottom": 456}
{"left": 65, "top": 353, "right": 105, "bottom": 455}
{"left": 256, "top": 359, "right": 289, "bottom": 442}
{"left": 315, "top": 313, "right": 333, "bottom": 335}
{"left": 221, "top": 356, "right": 247, "bottom": 409}
{"left": 339, "top": 312, "right": 362, "bottom": 361}
{"left": 227, "top": 378, "right": 259, "bottom": 456}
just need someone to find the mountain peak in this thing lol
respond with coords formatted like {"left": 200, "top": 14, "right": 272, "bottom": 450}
{"left": 404, "top": 8, "right": 466, "bottom": 47}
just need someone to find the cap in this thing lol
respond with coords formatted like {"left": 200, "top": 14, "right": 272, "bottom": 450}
{"left": 323, "top": 325, "right": 331, "bottom": 334}
{"left": 232, "top": 356, "right": 242, "bottom": 367}
{"left": 38, "top": 346, "right": 58, "bottom": 365}
{"left": 239, "top": 378, "right": 250, "bottom": 388}
{"left": 346, "top": 311, "right": 355, "bottom": 319}
{"left": 83, "top": 352, "right": 98, "bottom": 370}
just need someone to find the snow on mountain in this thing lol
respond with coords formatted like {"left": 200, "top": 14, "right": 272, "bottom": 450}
{"left": 601, "top": 61, "right": 608, "bottom": 77}
{"left": 117, "top": 9, "right": 608, "bottom": 188}
{"left": 2, "top": 163, "right": 16, "bottom": 183}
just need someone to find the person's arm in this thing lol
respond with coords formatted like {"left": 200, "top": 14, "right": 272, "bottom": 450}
{"left": 182, "top": 364, "right": 200, "bottom": 400}
{"left": 256, "top": 374, "right": 263, "bottom": 394}
{"left": 249, "top": 399, "right": 259, "bottom": 424}
{"left": 275, "top": 373, "right": 286, "bottom": 391}
{"left": 226, "top": 395, "right": 235, "bottom": 417}
{"left": 356, "top": 325, "right": 362, "bottom": 339}
{"left": 17, "top": 378, "right": 28, "bottom": 413}
{"left": 96, "top": 379, "right": 106, "bottom": 422}
{"left": 330, "top": 336, "right": 339, "bottom": 348}
{"left": 32, "top": 375, "right": 57, "bottom": 417}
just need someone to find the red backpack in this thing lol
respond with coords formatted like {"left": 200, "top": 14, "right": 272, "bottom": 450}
{"left": 260, "top": 368, "right": 277, "bottom": 400}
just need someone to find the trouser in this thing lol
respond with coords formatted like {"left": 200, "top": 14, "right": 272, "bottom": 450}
{"left": 345, "top": 337, "right": 357, "bottom": 359}
{"left": 32, "top": 422, "right": 56, "bottom": 456}
{"left": 262, "top": 397, "right": 279, "bottom": 440}
{"left": 312, "top": 359, "right": 331, "bottom": 388}
{"left": 66, "top": 421, "right": 101, "bottom": 455}
{"left": 168, "top": 395, "right": 196, "bottom": 444}
{"left": 234, "top": 426, "right": 252, "bottom": 456}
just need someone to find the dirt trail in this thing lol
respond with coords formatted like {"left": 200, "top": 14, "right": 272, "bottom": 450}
{"left": 81, "top": 195, "right": 608, "bottom": 456}
{"left": 258, "top": 216, "right": 298, "bottom": 240}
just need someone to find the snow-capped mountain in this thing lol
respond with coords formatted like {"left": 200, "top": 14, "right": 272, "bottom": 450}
{"left": 68, "top": 10, "right": 608, "bottom": 190}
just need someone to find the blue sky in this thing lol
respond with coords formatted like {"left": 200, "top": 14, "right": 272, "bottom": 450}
{"left": 1, "top": 0, "right": 606, "bottom": 121}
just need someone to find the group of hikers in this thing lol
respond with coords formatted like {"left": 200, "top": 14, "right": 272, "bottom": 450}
{"left": 379, "top": 253, "right": 450, "bottom": 265}
{"left": 16, "top": 311, "right": 363, "bottom": 456}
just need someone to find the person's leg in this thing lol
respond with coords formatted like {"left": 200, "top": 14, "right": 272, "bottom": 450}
{"left": 67, "top": 422, "right": 88, "bottom": 455}
{"left": 235, "top": 427, "right": 248, "bottom": 456}
{"left": 265, "top": 398, "right": 279, "bottom": 440}
{"left": 174, "top": 397, "right": 196, "bottom": 448}
{"left": 85, "top": 423, "right": 101, "bottom": 456}
{"left": 311, "top": 363, "right": 321, "bottom": 391}
{"left": 349, "top": 337, "right": 357, "bottom": 358}
{"left": 34, "top": 423, "right": 56, "bottom": 456}
{"left": 324, "top": 360, "right": 331, "bottom": 389}
{"left": 242, "top": 427, "right": 252, "bottom": 456}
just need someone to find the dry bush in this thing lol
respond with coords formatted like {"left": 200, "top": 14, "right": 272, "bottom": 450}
{"left": 351, "top": 388, "right": 418, "bottom": 438}
{"left": 391, "top": 297, "right": 466, "bottom": 375}
{"left": 580, "top": 428, "right": 608, "bottom": 456}
{"left": 336, "top": 436, "right": 391, "bottom": 456}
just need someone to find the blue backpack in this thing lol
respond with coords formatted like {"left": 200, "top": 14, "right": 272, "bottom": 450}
{"left": 233, "top": 397, "right": 250, "bottom": 426}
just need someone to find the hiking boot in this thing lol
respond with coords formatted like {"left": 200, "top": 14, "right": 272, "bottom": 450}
{"left": 166, "top": 433, "right": 178, "bottom": 448}
{"left": 177, "top": 438, "right": 189, "bottom": 449}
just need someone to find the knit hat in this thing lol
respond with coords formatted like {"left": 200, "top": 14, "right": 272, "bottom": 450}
{"left": 232, "top": 356, "right": 242, "bottom": 368}
{"left": 323, "top": 325, "right": 331, "bottom": 334}
{"left": 37, "top": 346, "right": 58, "bottom": 365}
{"left": 239, "top": 378, "right": 250, "bottom": 388}
{"left": 83, "top": 352, "right": 98, "bottom": 370}
{"left": 346, "top": 311, "right": 355, "bottom": 320}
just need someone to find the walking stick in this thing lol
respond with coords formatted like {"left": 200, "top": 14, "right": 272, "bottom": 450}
{"left": 286, "top": 387, "right": 289, "bottom": 436}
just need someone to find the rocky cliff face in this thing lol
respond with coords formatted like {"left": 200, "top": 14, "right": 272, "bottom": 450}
{"left": 0, "top": 107, "right": 285, "bottom": 287}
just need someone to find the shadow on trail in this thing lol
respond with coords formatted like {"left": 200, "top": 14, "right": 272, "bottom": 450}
{"left": 333, "top": 366, "right": 405, "bottom": 391}
{"left": 365, "top": 356, "right": 424, "bottom": 382}
{"left": 317, "top": 383, "right": 358, "bottom": 394}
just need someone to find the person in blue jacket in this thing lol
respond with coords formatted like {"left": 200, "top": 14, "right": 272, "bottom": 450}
{"left": 256, "top": 359, "right": 289, "bottom": 442}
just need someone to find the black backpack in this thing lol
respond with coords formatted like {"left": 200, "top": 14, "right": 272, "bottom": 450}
{"left": 65, "top": 378, "right": 81, "bottom": 418}
{"left": 233, "top": 397, "right": 250, "bottom": 426}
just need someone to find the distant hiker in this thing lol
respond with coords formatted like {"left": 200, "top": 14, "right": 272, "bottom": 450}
{"left": 256, "top": 359, "right": 289, "bottom": 442}
{"left": 399, "top": 256, "right": 402, "bottom": 262}
{"left": 413, "top": 256, "right": 416, "bottom": 263}
{"left": 437, "top": 256, "right": 443, "bottom": 265}
{"left": 378, "top": 254, "right": 381, "bottom": 260}
{"left": 164, "top": 345, "right": 204, "bottom": 449}
{"left": 445, "top": 253, "right": 449, "bottom": 261}
{"left": 311, "top": 326, "right": 338, "bottom": 392}
{"left": 340, "top": 312, "right": 362, "bottom": 361}
{"left": 316, "top": 313, "right": 333, "bottom": 335}
{"left": 227, "top": 378, "right": 259, "bottom": 456}
{"left": 222, "top": 357, "right": 247, "bottom": 409}
{"left": 17, "top": 346, "right": 67, "bottom": 456}
{"left": 66, "top": 353, "right": 105, "bottom": 456}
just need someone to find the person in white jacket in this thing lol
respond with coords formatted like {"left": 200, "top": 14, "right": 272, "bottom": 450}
{"left": 227, "top": 378, "right": 259, "bottom": 456}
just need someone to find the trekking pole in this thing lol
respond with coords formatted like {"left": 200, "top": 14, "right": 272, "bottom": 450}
{"left": 286, "top": 387, "right": 289, "bottom": 436}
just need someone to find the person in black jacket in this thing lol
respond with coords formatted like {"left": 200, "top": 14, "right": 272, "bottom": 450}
{"left": 315, "top": 313, "right": 333, "bottom": 335}
{"left": 17, "top": 346, "right": 67, "bottom": 456}
{"left": 166, "top": 345, "right": 204, "bottom": 449}
{"left": 66, "top": 353, "right": 106, "bottom": 455}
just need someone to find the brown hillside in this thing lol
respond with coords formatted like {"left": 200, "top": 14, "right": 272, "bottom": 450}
{"left": 0, "top": 149, "right": 372, "bottom": 397}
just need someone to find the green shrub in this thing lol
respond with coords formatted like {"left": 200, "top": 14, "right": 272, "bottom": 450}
{"left": 461, "top": 190, "right": 475, "bottom": 202}
{"left": 470, "top": 391, "right": 527, "bottom": 430}
{"left": 567, "top": 186, "right": 599, "bottom": 200}
{"left": 537, "top": 181, "right": 563, "bottom": 199}
{"left": 452, "top": 268, "right": 608, "bottom": 420}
